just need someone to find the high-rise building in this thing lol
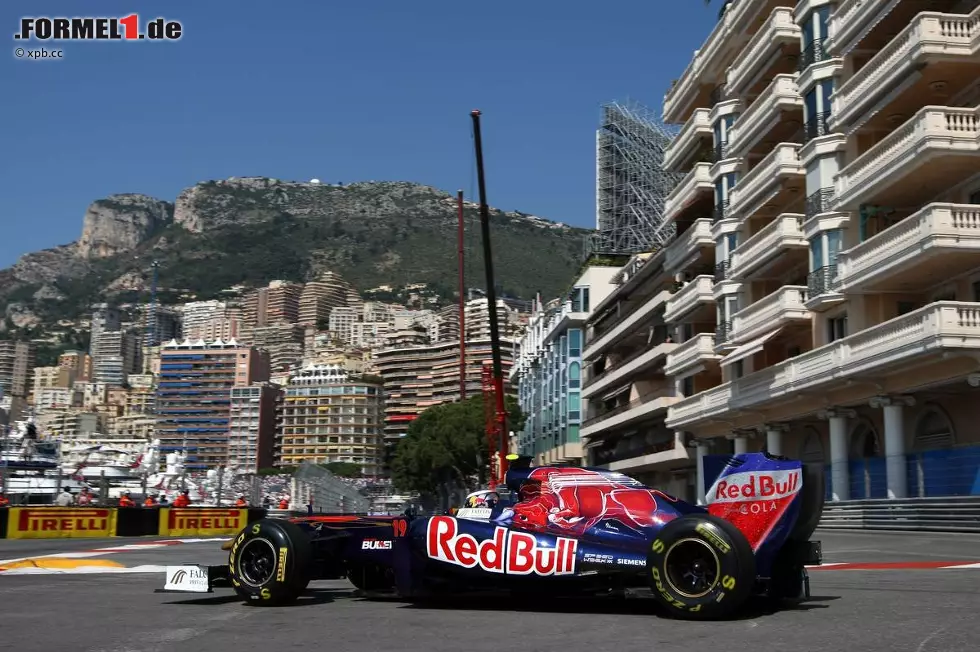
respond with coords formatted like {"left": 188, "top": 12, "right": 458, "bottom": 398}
{"left": 512, "top": 264, "right": 622, "bottom": 465}
{"left": 298, "top": 271, "right": 354, "bottom": 328}
{"left": 0, "top": 340, "right": 36, "bottom": 406}
{"left": 658, "top": 0, "right": 980, "bottom": 504}
{"left": 228, "top": 383, "right": 280, "bottom": 473}
{"left": 277, "top": 364, "right": 384, "bottom": 477}
{"left": 375, "top": 331, "right": 516, "bottom": 441}
{"left": 91, "top": 330, "right": 139, "bottom": 386}
{"left": 241, "top": 280, "right": 303, "bottom": 341}
{"left": 156, "top": 339, "right": 270, "bottom": 469}
{"left": 89, "top": 304, "right": 121, "bottom": 354}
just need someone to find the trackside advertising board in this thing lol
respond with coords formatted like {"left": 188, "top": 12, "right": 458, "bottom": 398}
{"left": 158, "top": 508, "right": 247, "bottom": 536}
{"left": 6, "top": 507, "right": 118, "bottom": 539}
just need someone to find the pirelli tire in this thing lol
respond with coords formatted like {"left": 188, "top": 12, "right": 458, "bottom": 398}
{"left": 227, "top": 518, "right": 313, "bottom": 606}
{"left": 647, "top": 513, "right": 756, "bottom": 620}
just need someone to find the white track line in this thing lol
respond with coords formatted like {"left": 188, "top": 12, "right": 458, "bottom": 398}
{"left": 0, "top": 564, "right": 169, "bottom": 575}
{"left": 0, "top": 537, "right": 229, "bottom": 566}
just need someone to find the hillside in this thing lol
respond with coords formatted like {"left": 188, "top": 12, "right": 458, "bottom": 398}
{"left": 0, "top": 178, "right": 591, "bottom": 328}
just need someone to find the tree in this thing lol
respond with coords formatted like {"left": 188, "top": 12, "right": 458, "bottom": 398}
{"left": 389, "top": 394, "right": 524, "bottom": 496}
{"left": 321, "top": 461, "right": 362, "bottom": 478}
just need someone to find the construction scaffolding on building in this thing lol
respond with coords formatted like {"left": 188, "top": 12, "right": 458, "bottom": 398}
{"left": 586, "top": 100, "right": 682, "bottom": 258}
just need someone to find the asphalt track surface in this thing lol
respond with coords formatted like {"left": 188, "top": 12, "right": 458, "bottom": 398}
{"left": 1, "top": 529, "right": 979, "bottom": 652}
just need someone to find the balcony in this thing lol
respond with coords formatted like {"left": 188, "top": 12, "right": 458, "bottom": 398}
{"left": 665, "top": 333, "right": 722, "bottom": 379}
{"left": 581, "top": 342, "right": 677, "bottom": 400}
{"left": 834, "top": 106, "right": 980, "bottom": 211}
{"left": 726, "top": 7, "right": 802, "bottom": 98}
{"left": 728, "top": 214, "right": 808, "bottom": 281}
{"left": 837, "top": 203, "right": 980, "bottom": 293}
{"left": 664, "top": 275, "right": 715, "bottom": 324}
{"left": 728, "top": 75, "right": 803, "bottom": 160}
{"left": 804, "top": 187, "right": 836, "bottom": 219}
{"left": 828, "top": 0, "right": 968, "bottom": 58}
{"left": 730, "top": 285, "right": 810, "bottom": 344}
{"left": 662, "top": 2, "right": 762, "bottom": 123}
{"left": 830, "top": 7, "right": 980, "bottom": 133}
{"left": 727, "top": 144, "right": 804, "bottom": 219}
{"left": 714, "top": 320, "right": 734, "bottom": 350}
{"left": 663, "top": 162, "right": 714, "bottom": 223}
{"left": 664, "top": 219, "right": 713, "bottom": 275}
{"left": 582, "top": 290, "right": 672, "bottom": 360}
{"left": 581, "top": 392, "right": 680, "bottom": 439}
{"left": 663, "top": 109, "right": 712, "bottom": 174}
{"left": 594, "top": 433, "right": 692, "bottom": 475}
{"left": 667, "top": 301, "right": 980, "bottom": 430}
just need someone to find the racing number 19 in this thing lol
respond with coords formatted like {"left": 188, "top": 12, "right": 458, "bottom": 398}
{"left": 391, "top": 519, "right": 408, "bottom": 538}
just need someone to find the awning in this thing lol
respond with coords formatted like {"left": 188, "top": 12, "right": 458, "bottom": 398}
{"left": 720, "top": 328, "right": 782, "bottom": 368}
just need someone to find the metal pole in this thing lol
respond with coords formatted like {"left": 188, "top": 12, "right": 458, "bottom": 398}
{"left": 457, "top": 189, "right": 467, "bottom": 400}
{"left": 469, "top": 110, "right": 509, "bottom": 481}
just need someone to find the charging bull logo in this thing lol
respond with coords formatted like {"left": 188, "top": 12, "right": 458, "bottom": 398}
{"left": 509, "top": 467, "right": 674, "bottom": 536}
{"left": 426, "top": 516, "right": 578, "bottom": 576}
{"left": 706, "top": 469, "right": 802, "bottom": 550}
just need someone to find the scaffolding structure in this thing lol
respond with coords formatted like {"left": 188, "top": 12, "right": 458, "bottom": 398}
{"left": 587, "top": 100, "right": 683, "bottom": 257}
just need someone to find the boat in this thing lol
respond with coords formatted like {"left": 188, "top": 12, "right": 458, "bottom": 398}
{"left": 1, "top": 419, "right": 87, "bottom": 504}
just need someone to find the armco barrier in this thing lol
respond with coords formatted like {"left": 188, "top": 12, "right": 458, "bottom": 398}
{"left": 818, "top": 495, "right": 980, "bottom": 533}
{"left": 0, "top": 507, "right": 270, "bottom": 539}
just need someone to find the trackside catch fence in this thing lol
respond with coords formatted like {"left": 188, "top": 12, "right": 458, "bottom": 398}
{"left": 818, "top": 495, "right": 980, "bottom": 533}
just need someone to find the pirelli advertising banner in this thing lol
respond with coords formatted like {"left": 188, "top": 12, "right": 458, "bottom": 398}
{"left": 159, "top": 508, "right": 247, "bottom": 536}
{"left": 6, "top": 507, "right": 118, "bottom": 539}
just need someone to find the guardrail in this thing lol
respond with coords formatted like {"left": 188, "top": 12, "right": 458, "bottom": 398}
{"left": 818, "top": 496, "right": 980, "bottom": 533}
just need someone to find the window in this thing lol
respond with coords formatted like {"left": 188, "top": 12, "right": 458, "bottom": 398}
{"left": 724, "top": 295, "right": 739, "bottom": 321}
{"left": 726, "top": 232, "right": 737, "bottom": 255}
{"left": 570, "top": 286, "right": 590, "bottom": 312}
{"left": 970, "top": 189, "right": 980, "bottom": 204}
{"left": 568, "top": 329, "right": 581, "bottom": 357}
{"left": 568, "top": 362, "right": 580, "bottom": 389}
{"left": 805, "top": 88, "right": 818, "bottom": 123}
{"left": 568, "top": 393, "right": 581, "bottom": 421}
{"left": 682, "top": 376, "right": 695, "bottom": 397}
{"left": 828, "top": 314, "right": 847, "bottom": 342}
{"left": 973, "top": 280, "right": 980, "bottom": 302}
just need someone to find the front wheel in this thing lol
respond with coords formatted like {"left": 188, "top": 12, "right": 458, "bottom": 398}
{"left": 228, "top": 519, "right": 312, "bottom": 606}
{"left": 647, "top": 514, "right": 756, "bottom": 620}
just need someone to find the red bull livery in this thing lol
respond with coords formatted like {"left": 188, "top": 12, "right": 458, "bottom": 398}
{"left": 157, "top": 451, "right": 824, "bottom": 620}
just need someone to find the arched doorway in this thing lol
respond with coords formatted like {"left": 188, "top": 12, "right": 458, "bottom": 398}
{"left": 849, "top": 419, "right": 885, "bottom": 499}
{"left": 909, "top": 407, "right": 956, "bottom": 497}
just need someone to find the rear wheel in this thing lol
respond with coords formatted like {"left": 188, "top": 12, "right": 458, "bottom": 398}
{"left": 228, "top": 519, "right": 312, "bottom": 606}
{"left": 647, "top": 514, "right": 756, "bottom": 620}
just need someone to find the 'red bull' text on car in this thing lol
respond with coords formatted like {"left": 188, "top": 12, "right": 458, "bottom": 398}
{"left": 159, "top": 451, "right": 824, "bottom": 620}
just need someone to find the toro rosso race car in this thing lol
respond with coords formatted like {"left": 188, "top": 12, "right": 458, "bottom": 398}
{"left": 160, "top": 451, "right": 824, "bottom": 620}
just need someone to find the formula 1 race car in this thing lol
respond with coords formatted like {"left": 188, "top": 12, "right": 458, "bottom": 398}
{"left": 159, "top": 451, "right": 824, "bottom": 620}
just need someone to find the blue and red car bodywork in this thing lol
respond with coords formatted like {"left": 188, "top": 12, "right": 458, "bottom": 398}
{"left": 165, "top": 451, "right": 824, "bottom": 618}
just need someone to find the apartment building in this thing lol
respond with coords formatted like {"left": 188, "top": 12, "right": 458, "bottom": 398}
{"left": 375, "top": 330, "right": 516, "bottom": 441}
{"left": 298, "top": 271, "right": 354, "bottom": 328}
{"left": 578, "top": 255, "right": 693, "bottom": 499}
{"left": 512, "top": 264, "right": 621, "bottom": 464}
{"left": 227, "top": 383, "right": 280, "bottom": 473}
{"left": 0, "top": 341, "right": 35, "bottom": 413}
{"left": 659, "top": 0, "right": 980, "bottom": 503}
{"left": 58, "top": 350, "right": 91, "bottom": 382}
{"left": 181, "top": 300, "right": 241, "bottom": 341}
{"left": 91, "top": 330, "right": 140, "bottom": 386}
{"left": 155, "top": 339, "right": 270, "bottom": 469}
{"left": 277, "top": 364, "right": 384, "bottom": 476}
{"left": 241, "top": 280, "right": 303, "bottom": 341}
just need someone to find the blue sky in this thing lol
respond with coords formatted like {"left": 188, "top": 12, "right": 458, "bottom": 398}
{"left": 0, "top": 1, "right": 717, "bottom": 268}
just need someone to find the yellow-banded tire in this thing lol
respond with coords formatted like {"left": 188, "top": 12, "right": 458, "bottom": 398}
{"left": 227, "top": 518, "right": 312, "bottom": 606}
{"left": 647, "top": 514, "right": 755, "bottom": 620}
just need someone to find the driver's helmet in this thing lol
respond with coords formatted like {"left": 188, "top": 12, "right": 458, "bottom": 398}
{"left": 464, "top": 489, "right": 500, "bottom": 508}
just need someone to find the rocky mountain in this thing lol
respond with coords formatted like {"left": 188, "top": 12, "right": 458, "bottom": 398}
{"left": 0, "top": 178, "right": 591, "bottom": 328}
